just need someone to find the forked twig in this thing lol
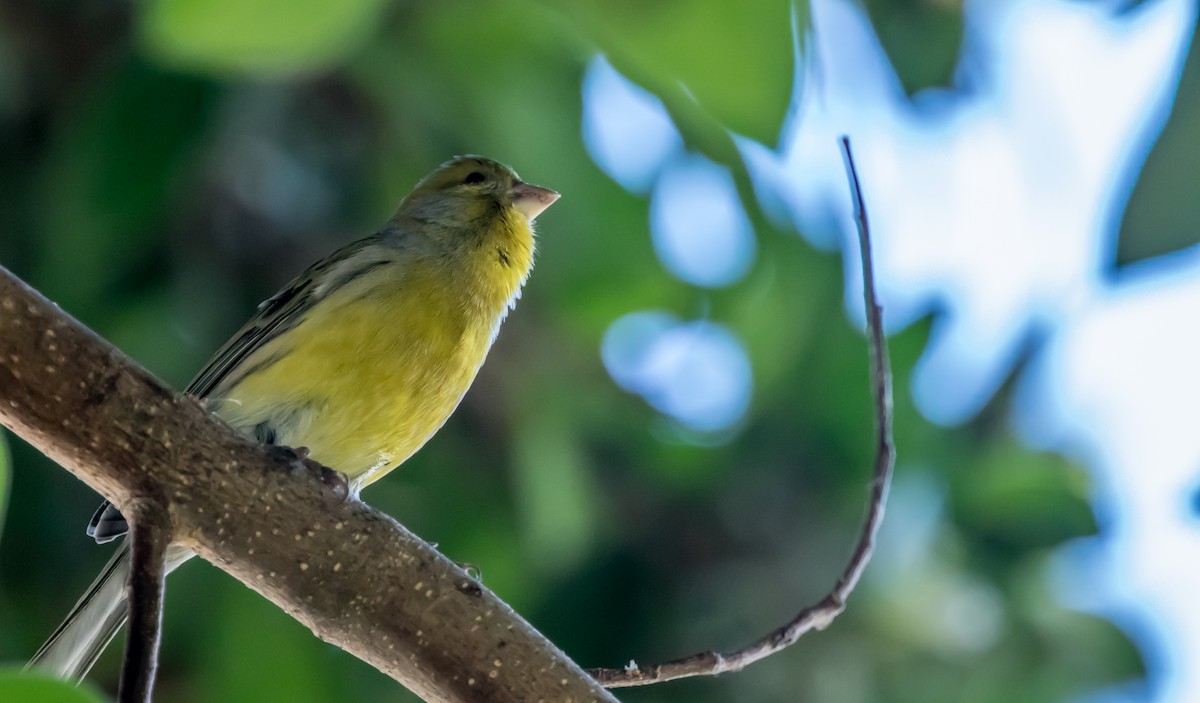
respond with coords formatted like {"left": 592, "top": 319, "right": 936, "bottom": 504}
{"left": 589, "top": 136, "right": 895, "bottom": 687}
{"left": 118, "top": 503, "right": 170, "bottom": 703}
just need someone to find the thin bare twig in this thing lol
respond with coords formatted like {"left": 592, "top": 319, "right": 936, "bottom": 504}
{"left": 118, "top": 502, "right": 171, "bottom": 703}
{"left": 588, "top": 136, "right": 895, "bottom": 688}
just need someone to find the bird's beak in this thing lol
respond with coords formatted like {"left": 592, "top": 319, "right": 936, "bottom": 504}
{"left": 511, "top": 182, "right": 560, "bottom": 222}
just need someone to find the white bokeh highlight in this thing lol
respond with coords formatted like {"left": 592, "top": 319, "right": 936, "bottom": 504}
{"left": 740, "top": 0, "right": 1192, "bottom": 425}
{"left": 582, "top": 56, "right": 683, "bottom": 194}
{"left": 650, "top": 154, "right": 756, "bottom": 288}
{"left": 602, "top": 311, "right": 753, "bottom": 433}
{"left": 1018, "top": 249, "right": 1200, "bottom": 703}
{"left": 584, "top": 56, "right": 757, "bottom": 432}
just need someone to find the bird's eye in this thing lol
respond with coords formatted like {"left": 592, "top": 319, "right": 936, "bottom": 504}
{"left": 462, "top": 171, "right": 487, "bottom": 185}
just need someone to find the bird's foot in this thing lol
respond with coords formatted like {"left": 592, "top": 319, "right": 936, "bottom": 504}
{"left": 267, "top": 445, "right": 349, "bottom": 501}
{"left": 320, "top": 466, "right": 351, "bottom": 502}
{"left": 268, "top": 444, "right": 311, "bottom": 466}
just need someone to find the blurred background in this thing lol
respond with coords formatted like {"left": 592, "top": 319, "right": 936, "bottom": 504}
{"left": 0, "top": 0, "right": 1196, "bottom": 701}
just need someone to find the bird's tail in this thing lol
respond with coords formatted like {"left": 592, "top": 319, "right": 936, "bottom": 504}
{"left": 27, "top": 540, "right": 132, "bottom": 681}
{"left": 28, "top": 541, "right": 194, "bottom": 681}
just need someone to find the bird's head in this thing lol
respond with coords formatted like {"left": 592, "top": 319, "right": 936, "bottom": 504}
{"left": 393, "top": 156, "right": 559, "bottom": 236}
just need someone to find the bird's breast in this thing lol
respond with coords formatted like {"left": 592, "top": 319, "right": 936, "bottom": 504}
{"left": 215, "top": 264, "right": 500, "bottom": 487}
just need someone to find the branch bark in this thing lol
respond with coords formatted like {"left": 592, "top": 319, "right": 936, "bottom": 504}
{"left": 0, "top": 266, "right": 618, "bottom": 703}
{"left": 119, "top": 501, "right": 169, "bottom": 703}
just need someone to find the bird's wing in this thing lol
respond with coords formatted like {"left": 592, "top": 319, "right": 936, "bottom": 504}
{"left": 185, "top": 234, "right": 382, "bottom": 399}
{"left": 85, "top": 232, "right": 396, "bottom": 544}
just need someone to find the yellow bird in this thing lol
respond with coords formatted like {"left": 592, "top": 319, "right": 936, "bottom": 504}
{"left": 29, "top": 155, "right": 559, "bottom": 680}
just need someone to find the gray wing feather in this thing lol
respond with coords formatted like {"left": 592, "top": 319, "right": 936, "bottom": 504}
{"left": 186, "top": 235, "right": 380, "bottom": 398}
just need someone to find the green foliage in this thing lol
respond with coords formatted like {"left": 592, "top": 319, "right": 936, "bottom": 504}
{"left": 139, "top": 0, "right": 389, "bottom": 74}
{"left": 1118, "top": 26, "right": 1200, "bottom": 265}
{"left": 33, "top": 62, "right": 216, "bottom": 312}
{"left": 863, "top": 0, "right": 964, "bottom": 94}
{"left": 0, "top": 669, "right": 108, "bottom": 703}
{"left": 0, "top": 1, "right": 1145, "bottom": 702}
{"left": 192, "top": 573, "right": 344, "bottom": 703}
{"left": 952, "top": 440, "right": 1096, "bottom": 560}
{"left": 571, "top": 0, "right": 798, "bottom": 143}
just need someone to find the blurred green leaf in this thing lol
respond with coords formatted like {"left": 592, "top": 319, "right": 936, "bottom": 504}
{"left": 197, "top": 575, "right": 340, "bottom": 703}
{"left": 1117, "top": 24, "right": 1200, "bottom": 266}
{"left": 138, "top": 0, "right": 389, "bottom": 75}
{"left": 953, "top": 441, "right": 1096, "bottom": 559}
{"left": 0, "top": 669, "right": 107, "bottom": 703}
{"left": 1041, "top": 609, "right": 1145, "bottom": 690}
{"left": 512, "top": 401, "right": 599, "bottom": 573}
{"left": 1013, "top": 559, "right": 1146, "bottom": 696}
{"left": 574, "top": 0, "right": 797, "bottom": 144}
{"left": 35, "top": 61, "right": 214, "bottom": 311}
{"left": 863, "top": 0, "right": 964, "bottom": 94}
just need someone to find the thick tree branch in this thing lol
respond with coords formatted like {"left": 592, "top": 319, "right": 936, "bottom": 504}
{"left": 0, "top": 266, "right": 618, "bottom": 703}
{"left": 588, "top": 136, "right": 895, "bottom": 687}
{"left": 119, "top": 501, "right": 170, "bottom": 703}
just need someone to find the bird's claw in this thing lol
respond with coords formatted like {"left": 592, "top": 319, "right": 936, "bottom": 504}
{"left": 269, "top": 444, "right": 311, "bottom": 465}
{"left": 321, "top": 466, "right": 350, "bottom": 502}
{"left": 267, "top": 445, "right": 348, "bottom": 502}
